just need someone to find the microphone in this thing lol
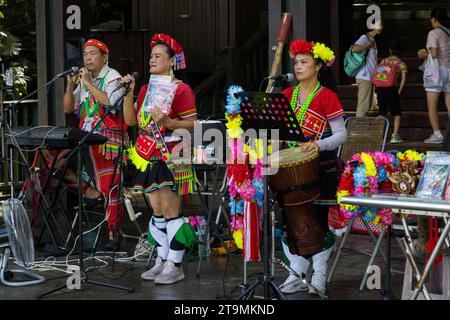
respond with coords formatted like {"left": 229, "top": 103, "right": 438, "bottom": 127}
{"left": 58, "top": 66, "right": 79, "bottom": 78}
{"left": 113, "top": 72, "right": 141, "bottom": 93}
{"left": 268, "top": 73, "right": 294, "bottom": 82}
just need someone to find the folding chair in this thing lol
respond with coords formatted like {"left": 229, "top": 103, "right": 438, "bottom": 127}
{"left": 327, "top": 116, "right": 391, "bottom": 288}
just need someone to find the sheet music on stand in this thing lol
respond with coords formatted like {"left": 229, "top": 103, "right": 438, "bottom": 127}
{"left": 235, "top": 91, "right": 306, "bottom": 142}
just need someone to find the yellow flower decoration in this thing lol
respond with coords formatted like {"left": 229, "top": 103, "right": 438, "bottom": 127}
{"left": 247, "top": 139, "right": 265, "bottom": 163}
{"left": 233, "top": 229, "right": 243, "bottom": 250}
{"left": 337, "top": 190, "right": 358, "bottom": 211}
{"left": 312, "top": 42, "right": 335, "bottom": 64}
{"left": 226, "top": 114, "right": 244, "bottom": 139}
{"left": 361, "top": 153, "right": 377, "bottom": 177}
{"left": 373, "top": 215, "right": 382, "bottom": 226}
{"left": 397, "top": 150, "right": 425, "bottom": 162}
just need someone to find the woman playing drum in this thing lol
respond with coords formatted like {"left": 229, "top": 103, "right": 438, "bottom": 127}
{"left": 278, "top": 39, "right": 347, "bottom": 295}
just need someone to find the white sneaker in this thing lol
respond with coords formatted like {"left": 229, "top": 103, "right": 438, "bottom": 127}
{"left": 280, "top": 274, "right": 308, "bottom": 294}
{"left": 141, "top": 257, "right": 164, "bottom": 281}
{"left": 154, "top": 261, "right": 185, "bottom": 285}
{"left": 424, "top": 133, "right": 444, "bottom": 144}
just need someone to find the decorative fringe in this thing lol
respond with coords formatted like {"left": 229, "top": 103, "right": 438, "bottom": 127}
{"left": 173, "top": 163, "right": 197, "bottom": 196}
{"left": 127, "top": 146, "right": 154, "bottom": 173}
{"left": 174, "top": 222, "right": 198, "bottom": 249}
{"left": 99, "top": 144, "right": 128, "bottom": 165}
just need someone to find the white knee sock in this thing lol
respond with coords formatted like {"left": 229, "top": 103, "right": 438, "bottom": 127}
{"left": 281, "top": 237, "right": 310, "bottom": 276}
{"left": 149, "top": 216, "right": 169, "bottom": 260}
{"left": 166, "top": 217, "right": 186, "bottom": 264}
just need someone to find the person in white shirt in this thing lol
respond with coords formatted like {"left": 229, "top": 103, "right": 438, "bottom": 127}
{"left": 352, "top": 21, "right": 383, "bottom": 117}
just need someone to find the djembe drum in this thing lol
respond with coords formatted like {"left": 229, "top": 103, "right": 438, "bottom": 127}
{"left": 270, "top": 148, "right": 324, "bottom": 256}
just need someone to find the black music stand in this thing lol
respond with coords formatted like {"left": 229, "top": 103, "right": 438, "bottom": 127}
{"left": 39, "top": 87, "right": 135, "bottom": 299}
{"left": 233, "top": 91, "right": 306, "bottom": 300}
{"left": 191, "top": 120, "right": 236, "bottom": 277}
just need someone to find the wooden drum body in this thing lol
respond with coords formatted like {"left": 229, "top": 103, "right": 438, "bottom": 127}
{"left": 269, "top": 148, "right": 320, "bottom": 206}
{"left": 269, "top": 148, "right": 324, "bottom": 256}
{"left": 285, "top": 203, "right": 324, "bottom": 256}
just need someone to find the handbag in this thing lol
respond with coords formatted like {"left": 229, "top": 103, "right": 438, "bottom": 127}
{"left": 343, "top": 35, "right": 372, "bottom": 77}
{"left": 423, "top": 54, "right": 442, "bottom": 89}
{"left": 134, "top": 135, "right": 162, "bottom": 161}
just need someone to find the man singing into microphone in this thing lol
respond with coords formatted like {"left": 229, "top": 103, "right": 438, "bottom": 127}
{"left": 63, "top": 37, "right": 127, "bottom": 251}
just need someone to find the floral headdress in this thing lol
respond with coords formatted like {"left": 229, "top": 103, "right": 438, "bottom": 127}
{"left": 289, "top": 39, "right": 335, "bottom": 67}
{"left": 150, "top": 33, "right": 186, "bottom": 71}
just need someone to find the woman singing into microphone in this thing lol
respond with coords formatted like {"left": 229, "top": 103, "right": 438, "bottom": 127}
{"left": 121, "top": 34, "right": 197, "bottom": 285}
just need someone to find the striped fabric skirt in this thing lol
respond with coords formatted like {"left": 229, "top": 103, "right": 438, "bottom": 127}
{"left": 132, "top": 160, "right": 196, "bottom": 196}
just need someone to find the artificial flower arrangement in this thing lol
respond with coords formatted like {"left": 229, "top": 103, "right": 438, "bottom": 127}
{"left": 397, "top": 149, "right": 426, "bottom": 163}
{"left": 225, "top": 86, "right": 264, "bottom": 260}
{"left": 337, "top": 152, "right": 397, "bottom": 226}
{"left": 188, "top": 215, "right": 207, "bottom": 230}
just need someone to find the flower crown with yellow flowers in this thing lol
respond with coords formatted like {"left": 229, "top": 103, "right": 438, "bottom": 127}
{"left": 289, "top": 39, "right": 336, "bottom": 67}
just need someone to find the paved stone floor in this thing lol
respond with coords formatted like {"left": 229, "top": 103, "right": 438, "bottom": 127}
{"left": 0, "top": 186, "right": 412, "bottom": 301}
{"left": 1, "top": 232, "right": 406, "bottom": 300}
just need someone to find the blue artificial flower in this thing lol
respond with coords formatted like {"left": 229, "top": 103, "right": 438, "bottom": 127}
{"left": 361, "top": 207, "right": 377, "bottom": 222}
{"left": 353, "top": 166, "right": 366, "bottom": 187}
{"left": 227, "top": 85, "right": 244, "bottom": 107}
{"left": 225, "top": 104, "right": 241, "bottom": 115}
{"left": 378, "top": 166, "right": 388, "bottom": 183}
{"left": 229, "top": 198, "right": 244, "bottom": 215}
{"left": 252, "top": 179, "right": 264, "bottom": 207}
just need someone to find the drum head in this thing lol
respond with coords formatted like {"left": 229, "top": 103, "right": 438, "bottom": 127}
{"left": 270, "top": 147, "right": 318, "bottom": 168}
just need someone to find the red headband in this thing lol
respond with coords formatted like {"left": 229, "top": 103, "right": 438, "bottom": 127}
{"left": 84, "top": 39, "right": 109, "bottom": 54}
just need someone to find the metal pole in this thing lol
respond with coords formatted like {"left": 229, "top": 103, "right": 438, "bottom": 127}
{"left": 411, "top": 218, "right": 450, "bottom": 300}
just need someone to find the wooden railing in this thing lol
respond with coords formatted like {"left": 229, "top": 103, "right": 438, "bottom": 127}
{"left": 195, "top": 25, "right": 268, "bottom": 118}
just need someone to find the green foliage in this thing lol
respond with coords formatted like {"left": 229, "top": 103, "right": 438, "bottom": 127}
{"left": 89, "top": 0, "right": 130, "bottom": 31}
{"left": 91, "top": 20, "right": 122, "bottom": 31}
{"left": 0, "top": 0, "right": 29, "bottom": 98}
{"left": 0, "top": 65, "right": 29, "bottom": 97}
{"left": 0, "top": 30, "right": 21, "bottom": 56}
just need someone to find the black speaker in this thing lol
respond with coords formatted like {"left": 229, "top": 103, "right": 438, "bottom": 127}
{"left": 193, "top": 120, "right": 227, "bottom": 164}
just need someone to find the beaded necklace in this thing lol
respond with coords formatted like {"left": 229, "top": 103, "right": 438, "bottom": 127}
{"left": 287, "top": 81, "right": 321, "bottom": 149}
{"left": 82, "top": 77, "right": 105, "bottom": 118}
{"left": 291, "top": 81, "right": 321, "bottom": 126}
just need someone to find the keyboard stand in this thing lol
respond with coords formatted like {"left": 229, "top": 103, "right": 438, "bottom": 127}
{"left": 25, "top": 150, "right": 75, "bottom": 256}
{"left": 33, "top": 149, "right": 78, "bottom": 255}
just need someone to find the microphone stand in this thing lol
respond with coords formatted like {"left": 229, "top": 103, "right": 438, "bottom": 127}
{"left": 6, "top": 70, "right": 70, "bottom": 113}
{"left": 39, "top": 84, "right": 135, "bottom": 299}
